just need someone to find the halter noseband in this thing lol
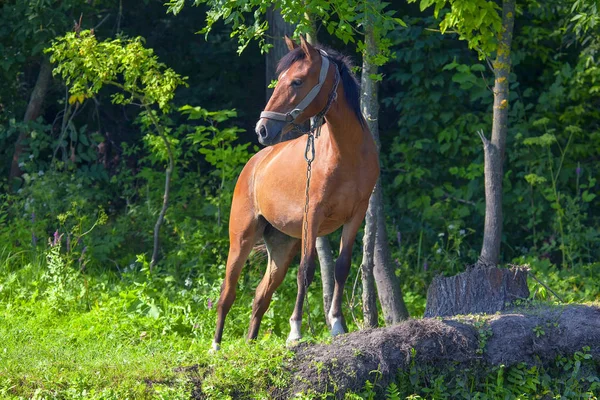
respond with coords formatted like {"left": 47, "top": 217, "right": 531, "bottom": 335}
{"left": 260, "top": 50, "right": 340, "bottom": 135}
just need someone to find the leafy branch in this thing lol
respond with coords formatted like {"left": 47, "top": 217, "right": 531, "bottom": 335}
{"left": 166, "top": 0, "right": 404, "bottom": 66}
{"left": 46, "top": 30, "right": 188, "bottom": 270}
{"left": 407, "top": 0, "right": 503, "bottom": 58}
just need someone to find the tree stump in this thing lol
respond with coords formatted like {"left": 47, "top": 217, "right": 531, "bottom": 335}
{"left": 424, "top": 266, "right": 529, "bottom": 317}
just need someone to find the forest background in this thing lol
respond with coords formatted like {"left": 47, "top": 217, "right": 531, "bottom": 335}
{"left": 0, "top": 0, "right": 598, "bottom": 398}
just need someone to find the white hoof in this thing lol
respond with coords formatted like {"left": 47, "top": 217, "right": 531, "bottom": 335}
{"left": 286, "top": 320, "right": 302, "bottom": 346}
{"left": 208, "top": 341, "right": 221, "bottom": 354}
{"left": 286, "top": 336, "right": 301, "bottom": 347}
{"left": 330, "top": 318, "right": 345, "bottom": 337}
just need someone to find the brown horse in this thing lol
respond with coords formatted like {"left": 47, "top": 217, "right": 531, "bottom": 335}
{"left": 212, "top": 36, "right": 379, "bottom": 351}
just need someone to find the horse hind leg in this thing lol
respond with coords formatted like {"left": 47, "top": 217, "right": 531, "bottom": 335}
{"left": 328, "top": 201, "right": 370, "bottom": 337}
{"left": 248, "top": 226, "right": 300, "bottom": 341}
{"left": 212, "top": 215, "right": 266, "bottom": 352}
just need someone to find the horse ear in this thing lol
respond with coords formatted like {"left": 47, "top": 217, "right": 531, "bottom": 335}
{"left": 284, "top": 35, "right": 298, "bottom": 51}
{"left": 299, "top": 35, "right": 317, "bottom": 60}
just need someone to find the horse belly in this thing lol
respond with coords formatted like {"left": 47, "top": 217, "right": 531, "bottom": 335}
{"left": 254, "top": 174, "right": 305, "bottom": 238}
{"left": 316, "top": 191, "right": 361, "bottom": 235}
{"left": 260, "top": 201, "right": 305, "bottom": 238}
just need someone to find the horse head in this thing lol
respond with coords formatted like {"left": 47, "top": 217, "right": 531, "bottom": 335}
{"left": 255, "top": 36, "right": 337, "bottom": 145}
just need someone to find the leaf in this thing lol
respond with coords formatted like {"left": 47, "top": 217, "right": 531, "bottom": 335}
{"left": 470, "top": 64, "right": 486, "bottom": 72}
{"left": 393, "top": 17, "right": 407, "bottom": 27}
{"left": 523, "top": 133, "right": 557, "bottom": 147}
{"left": 524, "top": 173, "right": 547, "bottom": 186}
{"left": 443, "top": 61, "right": 459, "bottom": 71}
{"left": 148, "top": 304, "right": 161, "bottom": 319}
{"left": 419, "top": 0, "right": 434, "bottom": 12}
{"left": 582, "top": 191, "right": 596, "bottom": 203}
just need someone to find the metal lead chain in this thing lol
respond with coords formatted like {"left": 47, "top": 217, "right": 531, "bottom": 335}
{"left": 302, "top": 131, "right": 315, "bottom": 336}
{"left": 304, "top": 132, "right": 315, "bottom": 162}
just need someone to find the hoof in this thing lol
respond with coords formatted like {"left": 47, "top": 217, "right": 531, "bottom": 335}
{"left": 286, "top": 332, "right": 302, "bottom": 347}
{"left": 287, "top": 319, "right": 302, "bottom": 346}
{"left": 330, "top": 318, "right": 345, "bottom": 337}
{"left": 208, "top": 341, "right": 221, "bottom": 354}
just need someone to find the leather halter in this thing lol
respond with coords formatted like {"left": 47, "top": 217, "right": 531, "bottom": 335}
{"left": 260, "top": 50, "right": 338, "bottom": 133}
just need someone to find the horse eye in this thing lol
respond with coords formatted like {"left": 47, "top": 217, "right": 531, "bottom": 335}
{"left": 291, "top": 79, "right": 302, "bottom": 87}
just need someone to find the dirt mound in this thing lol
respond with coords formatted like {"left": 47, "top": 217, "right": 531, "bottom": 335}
{"left": 282, "top": 304, "right": 600, "bottom": 398}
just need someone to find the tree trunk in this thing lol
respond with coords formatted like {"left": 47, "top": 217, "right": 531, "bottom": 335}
{"left": 424, "top": 266, "right": 529, "bottom": 317}
{"left": 478, "top": 0, "right": 515, "bottom": 267}
{"left": 373, "top": 185, "right": 409, "bottom": 323}
{"left": 148, "top": 110, "right": 174, "bottom": 271}
{"left": 316, "top": 236, "right": 335, "bottom": 328}
{"left": 360, "top": 13, "right": 409, "bottom": 325}
{"left": 9, "top": 58, "right": 53, "bottom": 182}
{"left": 266, "top": 7, "right": 295, "bottom": 99}
{"left": 360, "top": 191, "right": 378, "bottom": 328}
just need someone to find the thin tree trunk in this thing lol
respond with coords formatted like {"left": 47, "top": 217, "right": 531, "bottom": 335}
{"left": 266, "top": 7, "right": 295, "bottom": 99}
{"left": 148, "top": 109, "right": 174, "bottom": 271}
{"left": 304, "top": 12, "right": 317, "bottom": 45}
{"left": 360, "top": 192, "right": 378, "bottom": 328}
{"left": 478, "top": 0, "right": 515, "bottom": 267}
{"left": 373, "top": 186, "right": 409, "bottom": 323}
{"left": 10, "top": 58, "right": 53, "bottom": 181}
{"left": 316, "top": 236, "right": 335, "bottom": 328}
{"left": 361, "top": 10, "right": 409, "bottom": 325}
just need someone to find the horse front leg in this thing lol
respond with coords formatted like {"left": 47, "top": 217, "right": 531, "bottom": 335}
{"left": 287, "top": 216, "right": 320, "bottom": 344}
{"left": 329, "top": 201, "right": 370, "bottom": 336}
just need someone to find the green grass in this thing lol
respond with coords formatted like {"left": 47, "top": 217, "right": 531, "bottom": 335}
{"left": 0, "top": 299, "right": 197, "bottom": 398}
{"left": 0, "top": 248, "right": 297, "bottom": 399}
{"left": 0, "top": 246, "right": 598, "bottom": 399}
{"left": 0, "top": 297, "right": 293, "bottom": 399}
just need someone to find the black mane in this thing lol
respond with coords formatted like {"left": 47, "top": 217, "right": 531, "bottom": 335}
{"left": 276, "top": 45, "right": 366, "bottom": 127}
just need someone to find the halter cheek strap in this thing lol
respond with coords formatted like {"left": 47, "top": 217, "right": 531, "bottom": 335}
{"left": 260, "top": 50, "right": 332, "bottom": 125}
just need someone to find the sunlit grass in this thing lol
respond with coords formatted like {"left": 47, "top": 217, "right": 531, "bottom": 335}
{"left": 0, "top": 250, "right": 297, "bottom": 399}
{"left": 0, "top": 246, "right": 598, "bottom": 399}
{"left": 0, "top": 300, "right": 203, "bottom": 398}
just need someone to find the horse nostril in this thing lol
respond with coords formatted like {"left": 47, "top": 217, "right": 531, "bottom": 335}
{"left": 258, "top": 125, "right": 267, "bottom": 138}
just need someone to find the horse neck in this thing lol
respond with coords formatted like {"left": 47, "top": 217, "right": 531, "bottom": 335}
{"left": 322, "top": 88, "right": 367, "bottom": 157}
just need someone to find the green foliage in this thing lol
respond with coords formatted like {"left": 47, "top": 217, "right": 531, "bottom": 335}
{"left": 520, "top": 256, "right": 600, "bottom": 304}
{"left": 406, "top": 0, "right": 502, "bottom": 56}
{"left": 381, "top": 15, "right": 489, "bottom": 283}
{"left": 44, "top": 235, "right": 84, "bottom": 312}
{"left": 0, "top": 0, "right": 100, "bottom": 119}
{"left": 385, "top": 383, "right": 401, "bottom": 400}
{"left": 473, "top": 319, "right": 493, "bottom": 355}
{"left": 166, "top": 0, "right": 402, "bottom": 67}
{"left": 381, "top": 5, "right": 600, "bottom": 280}
{"left": 570, "top": 0, "right": 600, "bottom": 38}
{"left": 47, "top": 30, "right": 187, "bottom": 111}
{"left": 384, "top": 352, "right": 599, "bottom": 399}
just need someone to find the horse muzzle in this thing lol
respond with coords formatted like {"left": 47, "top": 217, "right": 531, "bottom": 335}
{"left": 255, "top": 118, "right": 287, "bottom": 145}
